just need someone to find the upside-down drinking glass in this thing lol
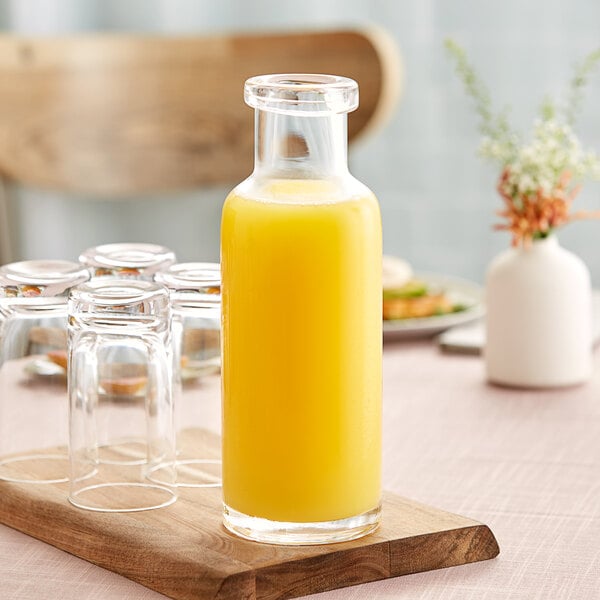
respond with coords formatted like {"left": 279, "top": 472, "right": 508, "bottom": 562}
{"left": 68, "top": 279, "right": 176, "bottom": 511}
{"left": 0, "top": 260, "right": 89, "bottom": 483}
{"left": 155, "top": 262, "right": 221, "bottom": 488}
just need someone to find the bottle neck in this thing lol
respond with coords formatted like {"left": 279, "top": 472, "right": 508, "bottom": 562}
{"left": 253, "top": 109, "right": 349, "bottom": 178}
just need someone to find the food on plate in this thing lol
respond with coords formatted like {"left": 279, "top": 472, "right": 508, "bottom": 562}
{"left": 382, "top": 255, "right": 413, "bottom": 290}
{"left": 46, "top": 350, "right": 68, "bottom": 370}
{"left": 382, "top": 256, "right": 466, "bottom": 320}
{"left": 383, "top": 285, "right": 455, "bottom": 319}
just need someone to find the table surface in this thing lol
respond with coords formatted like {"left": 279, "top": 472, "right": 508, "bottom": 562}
{"left": 2, "top": 337, "right": 599, "bottom": 600}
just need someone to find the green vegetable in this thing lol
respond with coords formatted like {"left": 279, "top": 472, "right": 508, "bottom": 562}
{"left": 383, "top": 280, "right": 428, "bottom": 300}
{"left": 451, "top": 303, "right": 468, "bottom": 313}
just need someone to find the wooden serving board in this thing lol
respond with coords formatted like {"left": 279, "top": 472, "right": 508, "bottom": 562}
{"left": 0, "top": 429, "right": 499, "bottom": 600}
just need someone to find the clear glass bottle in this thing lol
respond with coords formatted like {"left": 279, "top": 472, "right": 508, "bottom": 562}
{"left": 221, "top": 74, "right": 382, "bottom": 544}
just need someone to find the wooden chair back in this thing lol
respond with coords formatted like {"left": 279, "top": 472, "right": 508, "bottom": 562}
{"left": 0, "top": 29, "right": 402, "bottom": 260}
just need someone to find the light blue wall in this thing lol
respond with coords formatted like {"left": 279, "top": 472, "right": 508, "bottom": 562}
{"left": 2, "top": 0, "right": 600, "bottom": 283}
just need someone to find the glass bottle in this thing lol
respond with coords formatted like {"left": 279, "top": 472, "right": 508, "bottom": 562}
{"left": 221, "top": 74, "right": 382, "bottom": 544}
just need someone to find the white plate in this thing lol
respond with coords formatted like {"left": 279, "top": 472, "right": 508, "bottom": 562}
{"left": 383, "top": 273, "right": 484, "bottom": 340}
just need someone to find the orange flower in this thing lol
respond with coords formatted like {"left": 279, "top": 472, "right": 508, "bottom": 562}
{"left": 494, "top": 168, "right": 598, "bottom": 247}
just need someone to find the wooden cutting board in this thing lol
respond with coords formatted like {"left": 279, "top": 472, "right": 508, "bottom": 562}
{"left": 0, "top": 429, "right": 499, "bottom": 600}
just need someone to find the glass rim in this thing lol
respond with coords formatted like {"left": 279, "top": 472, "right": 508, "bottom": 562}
{"left": 155, "top": 262, "right": 221, "bottom": 294}
{"left": 0, "top": 260, "right": 90, "bottom": 298}
{"left": 69, "top": 279, "right": 169, "bottom": 309}
{"left": 79, "top": 243, "right": 176, "bottom": 274}
{"left": 169, "top": 293, "right": 222, "bottom": 311}
{"left": 244, "top": 73, "right": 359, "bottom": 116}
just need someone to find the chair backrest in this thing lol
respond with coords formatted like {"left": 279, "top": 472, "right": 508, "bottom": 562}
{"left": 0, "top": 29, "right": 402, "bottom": 197}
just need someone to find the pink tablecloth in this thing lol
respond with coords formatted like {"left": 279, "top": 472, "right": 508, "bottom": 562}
{"left": 2, "top": 339, "right": 599, "bottom": 599}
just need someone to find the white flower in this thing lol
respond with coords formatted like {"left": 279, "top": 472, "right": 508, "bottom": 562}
{"left": 539, "top": 179, "right": 553, "bottom": 194}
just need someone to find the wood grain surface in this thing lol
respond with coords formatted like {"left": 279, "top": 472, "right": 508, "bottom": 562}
{"left": 0, "top": 428, "right": 498, "bottom": 600}
{"left": 0, "top": 30, "right": 401, "bottom": 197}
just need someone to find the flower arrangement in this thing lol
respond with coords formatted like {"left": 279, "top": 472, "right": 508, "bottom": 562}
{"left": 445, "top": 40, "right": 600, "bottom": 246}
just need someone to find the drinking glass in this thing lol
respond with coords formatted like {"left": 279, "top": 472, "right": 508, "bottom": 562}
{"left": 155, "top": 262, "right": 221, "bottom": 488}
{"left": 0, "top": 260, "right": 89, "bottom": 483}
{"left": 68, "top": 279, "right": 176, "bottom": 511}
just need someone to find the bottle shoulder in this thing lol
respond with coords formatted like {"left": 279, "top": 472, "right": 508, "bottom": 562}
{"left": 226, "top": 174, "right": 377, "bottom": 207}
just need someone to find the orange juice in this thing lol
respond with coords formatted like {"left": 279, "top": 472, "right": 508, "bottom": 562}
{"left": 221, "top": 179, "right": 382, "bottom": 523}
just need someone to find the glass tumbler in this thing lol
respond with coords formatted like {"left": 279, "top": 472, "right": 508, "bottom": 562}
{"left": 79, "top": 242, "right": 176, "bottom": 280}
{"left": 0, "top": 260, "right": 90, "bottom": 483}
{"left": 68, "top": 279, "right": 176, "bottom": 512}
{"left": 155, "top": 262, "right": 221, "bottom": 488}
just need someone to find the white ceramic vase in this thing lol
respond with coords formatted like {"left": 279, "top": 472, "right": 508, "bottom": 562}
{"left": 485, "top": 235, "right": 593, "bottom": 388}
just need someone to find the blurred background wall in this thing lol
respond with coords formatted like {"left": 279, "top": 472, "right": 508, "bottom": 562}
{"left": 1, "top": 0, "right": 599, "bottom": 284}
